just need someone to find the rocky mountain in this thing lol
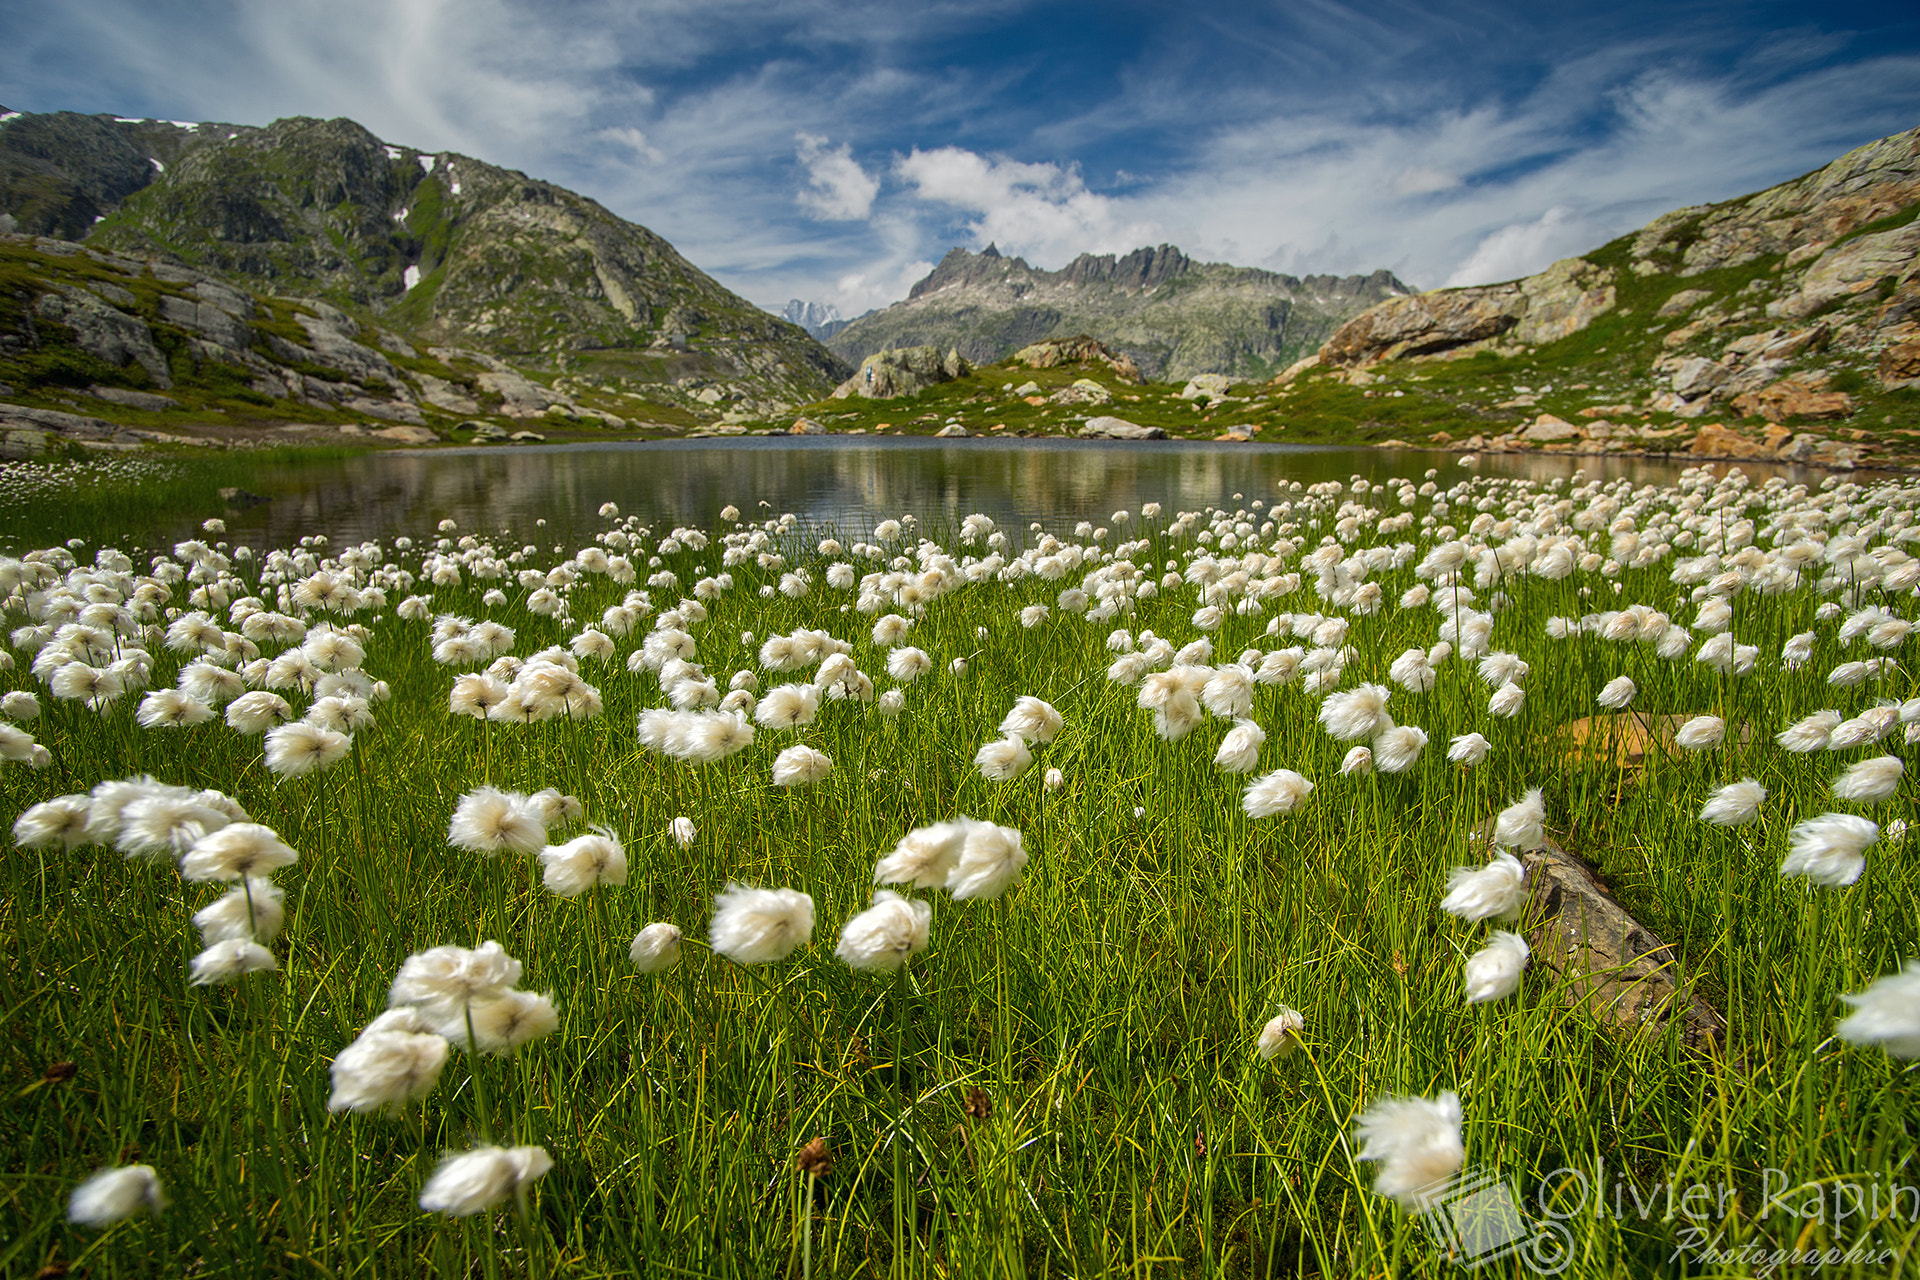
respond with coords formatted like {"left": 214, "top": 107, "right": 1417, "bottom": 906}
{"left": 1275, "top": 125, "right": 1919, "bottom": 464}
{"left": 826, "top": 243, "right": 1409, "bottom": 381}
{"left": 0, "top": 109, "right": 847, "bottom": 413}
{"left": 779, "top": 299, "right": 850, "bottom": 341}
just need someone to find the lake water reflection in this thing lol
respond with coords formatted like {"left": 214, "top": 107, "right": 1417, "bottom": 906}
{"left": 211, "top": 437, "right": 1815, "bottom": 549}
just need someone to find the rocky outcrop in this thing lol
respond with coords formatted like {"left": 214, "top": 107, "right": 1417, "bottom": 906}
{"left": 1011, "top": 335, "right": 1142, "bottom": 382}
{"left": 830, "top": 243, "right": 1408, "bottom": 381}
{"left": 1309, "top": 258, "right": 1616, "bottom": 372}
{"left": 1730, "top": 378, "right": 1855, "bottom": 422}
{"left": 1077, "top": 415, "right": 1167, "bottom": 440}
{"left": 830, "top": 346, "right": 971, "bottom": 400}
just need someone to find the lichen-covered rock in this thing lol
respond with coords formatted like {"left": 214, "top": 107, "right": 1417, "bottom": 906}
{"left": 33, "top": 285, "right": 172, "bottom": 387}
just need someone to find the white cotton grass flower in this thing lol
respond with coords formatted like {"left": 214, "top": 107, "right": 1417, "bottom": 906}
{"left": 974, "top": 736, "right": 1033, "bottom": 781}
{"left": 189, "top": 938, "right": 278, "bottom": 986}
{"left": 710, "top": 883, "right": 815, "bottom": 964}
{"left": 389, "top": 941, "right": 523, "bottom": 1014}
{"left": 1486, "top": 681, "right": 1526, "bottom": 718}
{"left": 418, "top": 1145, "right": 553, "bottom": 1217}
{"left": 946, "top": 819, "right": 1028, "bottom": 900}
{"left": 874, "top": 820, "right": 972, "bottom": 888}
{"left": 1836, "top": 962, "right": 1920, "bottom": 1058}
{"left": 180, "top": 823, "right": 298, "bottom": 882}
{"left": 1255, "top": 1007, "right": 1304, "bottom": 1060}
{"left": 1477, "top": 652, "right": 1528, "bottom": 688}
{"left": 1352, "top": 1091, "right": 1465, "bottom": 1212}
{"left": 1833, "top": 756, "right": 1904, "bottom": 804}
{"left": 68, "top": 1164, "right": 166, "bottom": 1225}
{"left": 1339, "top": 745, "right": 1373, "bottom": 777}
{"left": 1781, "top": 813, "right": 1878, "bottom": 887}
{"left": 836, "top": 889, "right": 933, "bottom": 973}
{"left": 1441, "top": 851, "right": 1528, "bottom": 923}
{"left": 538, "top": 827, "right": 627, "bottom": 896}
{"left": 1388, "top": 647, "right": 1436, "bottom": 693}
{"left": 887, "top": 647, "right": 932, "bottom": 682}
{"left": 1319, "top": 683, "right": 1391, "bottom": 741}
{"left": 225, "top": 690, "right": 292, "bottom": 734}
{"left": 1673, "top": 715, "right": 1724, "bottom": 751}
{"left": 328, "top": 1023, "right": 450, "bottom": 1114}
{"left": 262, "top": 722, "right": 351, "bottom": 777}
{"left": 755, "top": 682, "right": 820, "bottom": 730}
{"left": 1243, "top": 769, "right": 1313, "bottom": 817}
{"left": 116, "top": 792, "right": 231, "bottom": 861}
{"left": 1214, "top": 718, "right": 1266, "bottom": 773}
{"left": 1492, "top": 789, "right": 1547, "bottom": 851}
{"left": 1447, "top": 733, "right": 1491, "bottom": 766}
{"left": 1777, "top": 710, "right": 1842, "bottom": 752}
{"left": 464, "top": 988, "right": 561, "bottom": 1054}
{"left": 136, "top": 688, "right": 216, "bottom": 729}
{"left": 1201, "top": 664, "right": 1255, "bottom": 718}
{"left": 193, "top": 878, "right": 285, "bottom": 943}
{"left": 1373, "top": 725, "right": 1428, "bottom": 773}
{"left": 1464, "top": 931, "right": 1530, "bottom": 1004}
{"left": 1700, "top": 779, "right": 1766, "bottom": 827}
{"left": 629, "top": 923, "right": 683, "bottom": 974}
{"left": 527, "top": 788, "right": 583, "bottom": 829}
{"left": 668, "top": 816, "right": 696, "bottom": 848}
{"left": 878, "top": 688, "right": 906, "bottom": 716}
{"left": 448, "top": 788, "right": 546, "bottom": 856}
{"left": 1596, "top": 676, "right": 1636, "bottom": 709}
{"left": 1044, "top": 766, "right": 1064, "bottom": 790}
{"left": 13, "top": 794, "right": 93, "bottom": 849}
{"left": 772, "top": 744, "right": 833, "bottom": 787}
{"left": 999, "top": 695, "right": 1064, "bottom": 744}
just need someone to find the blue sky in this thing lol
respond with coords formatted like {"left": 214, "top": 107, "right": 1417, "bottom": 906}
{"left": 4, "top": 0, "right": 1918, "bottom": 316}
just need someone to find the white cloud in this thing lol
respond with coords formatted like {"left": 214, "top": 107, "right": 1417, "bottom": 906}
{"left": 1443, "top": 206, "right": 1596, "bottom": 286}
{"left": 601, "top": 126, "right": 665, "bottom": 165}
{"left": 795, "top": 134, "right": 879, "bottom": 220}
{"left": 893, "top": 146, "right": 1160, "bottom": 266}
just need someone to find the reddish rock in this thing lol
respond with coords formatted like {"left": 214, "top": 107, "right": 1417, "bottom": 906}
{"left": 1731, "top": 379, "right": 1855, "bottom": 422}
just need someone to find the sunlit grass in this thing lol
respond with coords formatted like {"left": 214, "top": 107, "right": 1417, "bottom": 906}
{"left": 4, "top": 470, "right": 1920, "bottom": 1277}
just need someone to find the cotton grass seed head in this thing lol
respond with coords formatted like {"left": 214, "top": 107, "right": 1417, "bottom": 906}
{"left": 1243, "top": 769, "right": 1313, "bottom": 817}
{"left": 629, "top": 923, "right": 683, "bottom": 973}
{"left": 999, "top": 695, "right": 1064, "bottom": 744}
{"left": 772, "top": 744, "right": 833, "bottom": 787}
{"left": 1833, "top": 756, "right": 1904, "bottom": 804}
{"left": 448, "top": 788, "right": 546, "bottom": 856}
{"left": 1837, "top": 962, "right": 1920, "bottom": 1058}
{"left": 1256, "top": 1008, "right": 1304, "bottom": 1060}
{"left": 946, "top": 819, "right": 1028, "bottom": 901}
{"left": 1352, "top": 1091, "right": 1465, "bottom": 1212}
{"left": 1781, "top": 813, "right": 1877, "bottom": 887}
{"left": 1700, "top": 778, "right": 1766, "bottom": 826}
{"left": 1441, "top": 851, "right": 1527, "bottom": 923}
{"left": 193, "top": 878, "right": 286, "bottom": 943}
{"left": 181, "top": 823, "right": 298, "bottom": 882}
{"left": 328, "top": 1027, "right": 450, "bottom": 1114}
{"left": 189, "top": 938, "right": 278, "bottom": 986}
{"left": 1447, "top": 733, "right": 1491, "bottom": 766}
{"left": 1492, "top": 789, "right": 1547, "bottom": 851}
{"left": 836, "top": 889, "right": 933, "bottom": 973}
{"left": 68, "top": 1165, "right": 166, "bottom": 1226}
{"left": 974, "top": 735, "right": 1033, "bottom": 781}
{"left": 538, "top": 827, "right": 627, "bottom": 896}
{"left": 1464, "top": 930, "right": 1530, "bottom": 1004}
{"left": 710, "top": 883, "right": 815, "bottom": 964}
{"left": 418, "top": 1145, "right": 553, "bottom": 1217}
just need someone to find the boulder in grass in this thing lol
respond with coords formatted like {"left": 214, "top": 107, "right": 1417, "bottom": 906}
{"left": 1078, "top": 416, "right": 1167, "bottom": 440}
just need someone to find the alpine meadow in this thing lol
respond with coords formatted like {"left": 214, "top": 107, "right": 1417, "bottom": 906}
{"left": 7, "top": 463, "right": 1920, "bottom": 1277}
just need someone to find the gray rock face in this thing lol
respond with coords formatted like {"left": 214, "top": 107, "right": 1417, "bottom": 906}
{"left": 1670, "top": 357, "right": 1733, "bottom": 398}
{"left": 89, "top": 385, "right": 177, "bottom": 411}
{"left": 1077, "top": 415, "right": 1167, "bottom": 440}
{"left": 830, "top": 244, "right": 1409, "bottom": 381}
{"left": 830, "top": 345, "right": 972, "bottom": 400}
{"left": 33, "top": 285, "right": 173, "bottom": 387}
{"left": 1180, "top": 373, "right": 1232, "bottom": 400}
{"left": 157, "top": 292, "right": 251, "bottom": 353}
